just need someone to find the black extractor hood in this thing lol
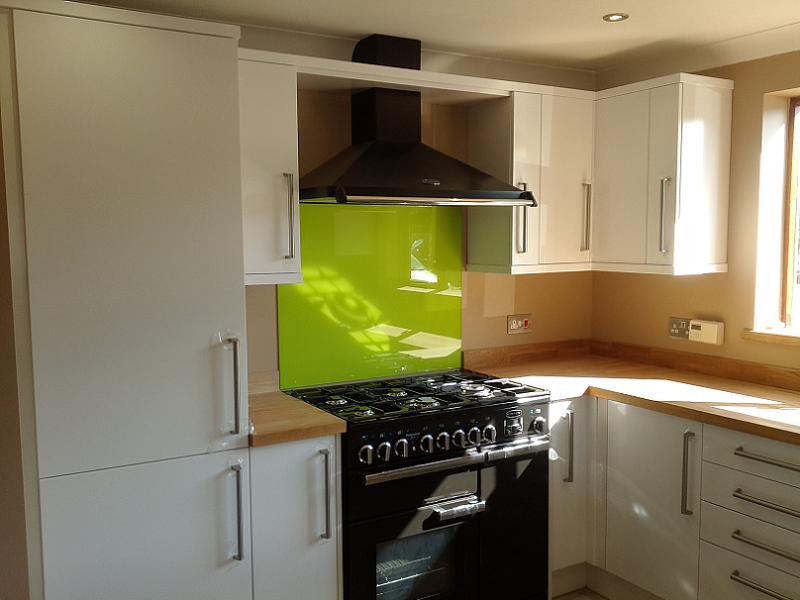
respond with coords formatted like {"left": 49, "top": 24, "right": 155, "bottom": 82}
{"left": 299, "top": 34, "right": 536, "bottom": 207}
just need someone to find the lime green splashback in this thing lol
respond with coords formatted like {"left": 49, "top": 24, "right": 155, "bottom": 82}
{"left": 278, "top": 205, "right": 462, "bottom": 388}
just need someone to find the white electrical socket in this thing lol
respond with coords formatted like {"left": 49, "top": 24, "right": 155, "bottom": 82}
{"left": 507, "top": 314, "right": 532, "bottom": 335}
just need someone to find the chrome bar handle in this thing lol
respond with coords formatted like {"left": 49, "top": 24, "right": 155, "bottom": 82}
{"left": 516, "top": 182, "right": 528, "bottom": 254}
{"left": 563, "top": 409, "right": 575, "bottom": 483}
{"left": 681, "top": 430, "right": 694, "bottom": 515}
{"left": 735, "top": 446, "right": 800, "bottom": 473}
{"left": 730, "top": 571, "right": 793, "bottom": 600}
{"left": 226, "top": 336, "right": 241, "bottom": 435}
{"left": 732, "top": 529, "right": 800, "bottom": 564}
{"left": 659, "top": 177, "right": 671, "bottom": 254}
{"left": 231, "top": 464, "right": 244, "bottom": 561}
{"left": 432, "top": 499, "right": 486, "bottom": 523}
{"left": 283, "top": 172, "right": 295, "bottom": 259}
{"left": 319, "top": 449, "right": 332, "bottom": 540}
{"left": 734, "top": 488, "right": 800, "bottom": 519}
{"left": 581, "top": 183, "right": 592, "bottom": 251}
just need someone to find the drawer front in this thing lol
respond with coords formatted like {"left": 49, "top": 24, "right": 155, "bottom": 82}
{"left": 704, "top": 425, "right": 800, "bottom": 488}
{"left": 701, "top": 501, "right": 800, "bottom": 577}
{"left": 700, "top": 541, "right": 800, "bottom": 600}
{"left": 702, "top": 462, "right": 800, "bottom": 533}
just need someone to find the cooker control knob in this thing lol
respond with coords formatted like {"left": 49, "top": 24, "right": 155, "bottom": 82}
{"left": 358, "top": 444, "right": 374, "bottom": 465}
{"left": 420, "top": 434, "right": 435, "bottom": 454}
{"left": 482, "top": 424, "right": 497, "bottom": 444}
{"left": 452, "top": 429, "right": 467, "bottom": 449}
{"left": 394, "top": 438, "right": 410, "bottom": 459}
{"left": 532, "top": 416, "right": 548, "bottom": 435}
{"left": 377, "top": 441, "right": 392, "bottom": 462}
{"left": 436, "top": 432, "right": 451, "bottom": 451}
{"left": 467, "top": 427, "right": 482, "bottom": 446}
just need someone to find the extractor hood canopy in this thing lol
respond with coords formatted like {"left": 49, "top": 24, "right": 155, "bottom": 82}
{"left": 299, "top": 34, "right": 536, "bottom": 208}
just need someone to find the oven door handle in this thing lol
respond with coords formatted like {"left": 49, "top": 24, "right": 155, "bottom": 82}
{"left": 363, "top": 450, "right": 485, "bottom": 486}
{"left": 431, "top": 498, "right": 486, "bottom": 523}
{"left": 485, "top": 436, "right": 550, "bottom": 462}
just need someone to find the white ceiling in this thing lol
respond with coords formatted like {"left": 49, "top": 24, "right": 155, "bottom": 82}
{"left": 91, "top": 0, "right": 800, "bottom": 71}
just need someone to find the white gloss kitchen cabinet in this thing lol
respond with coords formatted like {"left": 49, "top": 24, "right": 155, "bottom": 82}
{"left": 239, "top": 57, "right": 302, "bottom": 284}
{"left": 593, "top": 74, "right": 732, "bottom": 274}
{"left": 251, "top": 436, "right": 340, "bottom": 600}
{"left": 466, "top": 91, "right": 595, "bottom": 273}
{"left": 606, "top": 401, "right": 703, "bottom": 600}
{"left": 2, "top": 5, "right": 248, "bottom": 596}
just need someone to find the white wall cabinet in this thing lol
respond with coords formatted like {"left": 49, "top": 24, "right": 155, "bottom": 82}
{"left": 39, "top": 449, "right": 252, "bottom": 600}
{"left": 251, "top": 436, "right": 340, "bottom": 600}
{"left": 13, "top": 9, "right": 247, "bottom": 478}
{"left": 606, "top": 401, "right": 702, "bottom": 600}
{"left": 239, "top": 59, "right": 302, "bottom": 285}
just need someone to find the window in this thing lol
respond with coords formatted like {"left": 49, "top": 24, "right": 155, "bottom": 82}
{"left": 783, "top": 98, "right": 800, "bottom": 328}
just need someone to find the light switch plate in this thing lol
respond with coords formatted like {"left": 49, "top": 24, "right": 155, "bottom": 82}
{"left": 669, "top": 317, "right": 691, "bottom": 339}
{"left": 507, "top": 314, "right": 532, "bottom": 335}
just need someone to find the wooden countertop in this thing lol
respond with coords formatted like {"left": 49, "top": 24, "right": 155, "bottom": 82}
{"left": 485, "top": 355, "right": 800, "bottom": 446}
{"left": 249, "top": 390, "right": 346, "bottom": 447}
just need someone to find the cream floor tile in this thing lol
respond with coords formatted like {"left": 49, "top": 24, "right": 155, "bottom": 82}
{"left": 555, "top": 589, "right": 608, "bottom": 600}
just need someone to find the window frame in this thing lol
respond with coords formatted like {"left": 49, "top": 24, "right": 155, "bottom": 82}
{"left": 782, "top": 97, "right": 800, "bottom": 328}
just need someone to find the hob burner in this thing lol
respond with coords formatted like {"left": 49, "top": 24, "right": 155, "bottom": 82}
{"left": 397, "top": 396, "right": 443, "bottom": 409}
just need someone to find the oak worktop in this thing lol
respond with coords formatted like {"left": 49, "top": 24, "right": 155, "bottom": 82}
{"left": 485, "top": 354, "right": 800, "bottom": 446}
{"left": 249, "top": 390, "right": 346, "bottom": 447}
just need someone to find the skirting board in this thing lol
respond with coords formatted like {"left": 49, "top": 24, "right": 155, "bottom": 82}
{"left": 552, "top": 564, "right": 664, "bottom": 600}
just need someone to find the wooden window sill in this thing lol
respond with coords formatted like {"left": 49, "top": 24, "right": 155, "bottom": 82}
{"left": 742, "top": 328, "right": 800, "bottom": 347}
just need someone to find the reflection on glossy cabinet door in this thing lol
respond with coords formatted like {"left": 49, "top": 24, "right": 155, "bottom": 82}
{"left": 511, "top": 92, "right": 542, "bottom": 266}
{"left": 240, "top": 59, "right": 302, "bottom": 284}
{"left": 540, "top": 96, "right": 594, "bottom": 264}
{"left": 14, "top": 10, "right": 247, "bottom": 477}
{"left": 252, "top": 436, "right": 339, "bottom": 600}
{"left": 606, "top": 401, "right": 702, "bottom": 600}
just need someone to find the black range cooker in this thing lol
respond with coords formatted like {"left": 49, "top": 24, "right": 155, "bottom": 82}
{"left": 290, "top": 369, "right": 551, "bottom": 600}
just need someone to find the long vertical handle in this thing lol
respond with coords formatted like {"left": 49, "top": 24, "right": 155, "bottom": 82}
{"left": 283, "top": 172, "right": 295, "bottom": 259}
{"left": 226, "top": 336, "right": 241, "bottom": 435}
{"left": 231, "top": 464, "right": 244, "bottom": 561}
{"left": 681, "top": 430, "right": 695, "bottom": 515}
{"left": 563, "top": 409, "right": 575, "bottom": 483}
{"left": 319, "top": 448, "right": 332, "bottom": 540}
{"left": 581, "top": 183, "right": 592, "bottom": 251}
{"left": 659, "top": 177, "right": 671, "bottom": 254}
{"left": 516, "top": 182, "right": 528, "bottom": 254}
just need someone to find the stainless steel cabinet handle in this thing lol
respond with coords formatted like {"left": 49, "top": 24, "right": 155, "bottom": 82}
{"left": 659, "top": 177, "right": 671, "bottom": 254}
{"left": 734, "top": 488, "right": 800, "bottom": 519}
{"left": 319, "top": 449, "right": 332, "bottom": 540}
{"left": 563, "top": 409, "right": 575, "bottom": 483}
{"left": 231, "top": 464, "right": 244, "bottom": 561}
{"left": 432, "top": 499, "right": 486, "bottom": 522}
{"left": 283, "top": 172, "right": 295, "bottom": 260}
{"left": 681, "top": 430, "right": 694, "bottom": 515}
{"left": 516, "top": 182, "right": 528, "bottom": 254}
{"left": 735, "top": 446, "right": 800, "bottom": 473}
{"left": 225, "top": 336, "right": 241, "bottom": 435}
{"left": 581, "top": 183, "right": 592, "bottom": 251}
{"left": 730, "top": 570, "right": 793, "bottom": 600}
{"left": 731, "top": 529, "right": 800, "bottom": 564}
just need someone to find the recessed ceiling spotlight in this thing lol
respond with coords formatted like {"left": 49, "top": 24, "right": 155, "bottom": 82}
{"left": 602, "top": 12, "right": 630, "bottom": 23}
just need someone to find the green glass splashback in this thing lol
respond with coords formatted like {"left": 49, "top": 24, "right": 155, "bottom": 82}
{"left": 278, "top": 204, "right": 462, "bottom": 388}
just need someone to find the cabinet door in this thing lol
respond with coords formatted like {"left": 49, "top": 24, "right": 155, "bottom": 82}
{"left": 646, "top": 84, "right": 681, "bottom": 265}
{"left": 549, "top": 396, "right": 591, "bottom": 571}
{"left": 606, "top": 401, "right": 702, "bottom": 600}
{"left": 239, "top": 60, "right": 301, "bottom": 284}
{"left": 14, "top": 10, "right": 247, "bottom": 477}
{"left": 251, "top": 436, "right": 339, "bottom": 600}
{"left": 592, "top": 91, "right": 650, "bottom": 264}
{"left": 511, "top": 92, "right": 542, "bottom": 266}
{"left": 39, "top": 449, "right": 252, "bottom": 600}
{"left": 540, "top": 96, "right": 594, "bottom": 264}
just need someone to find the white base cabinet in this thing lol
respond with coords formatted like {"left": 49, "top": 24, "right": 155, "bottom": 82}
{"left": 251, "top": 436, "right": 340, "bottom": 600}
{"left": 39, "top": 450, "right": 252, "bottom": 600}
{"left": 606, "top": 401, "right": 702, "bottom": 600}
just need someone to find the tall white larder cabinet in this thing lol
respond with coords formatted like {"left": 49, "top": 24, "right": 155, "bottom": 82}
{"left": 6, "top": 7, "right": 251, "bottom": 598}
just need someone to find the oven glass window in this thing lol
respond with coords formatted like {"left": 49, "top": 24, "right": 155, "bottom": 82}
{"left": 375, "top": 527, "right": 458, "bottom": 600}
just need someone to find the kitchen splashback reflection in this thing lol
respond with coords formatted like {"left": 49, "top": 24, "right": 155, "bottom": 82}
{"left": 278, "top": 205, "right": 462, "bottom": 388}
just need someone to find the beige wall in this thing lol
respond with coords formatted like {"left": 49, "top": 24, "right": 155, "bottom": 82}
{"left": 592, "top": 52, "right": 800, "bottom": 368}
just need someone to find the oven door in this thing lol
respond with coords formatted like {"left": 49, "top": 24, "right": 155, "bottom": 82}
{"left": 347, "top": 494, "right": 483, "bottom": 600}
